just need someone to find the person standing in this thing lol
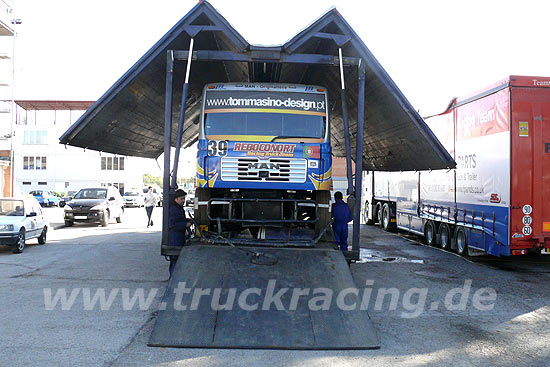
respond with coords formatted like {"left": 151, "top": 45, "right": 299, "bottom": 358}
{"left": 168, "top": 189, "right": 192, "bottom": 276}
{"left": 144, "top": 186, "right": 156, "bottom": 227}
{"left": 332, "top": 191, "right": 354, "bottom": 251}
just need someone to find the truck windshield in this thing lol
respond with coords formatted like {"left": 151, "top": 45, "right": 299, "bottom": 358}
{"left": 204, "top": 90, "right": 327, "bottom": 139}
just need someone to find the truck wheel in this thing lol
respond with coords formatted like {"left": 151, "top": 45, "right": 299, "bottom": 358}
{"left": 13, "top": 229, "right": 25, "bottom": 254}
{"left": 65, "top": 221, "right": 73, "bottom": 227}
{"left": 315, "top": 190, "right": 331, "bottom": 234}
{"left": 194, "top": 188, "right": 210, "bottom": 229}
{"left": 381, "top": 203, "right": 396, "bottom": 232}
{"left": 101, "top": 211, "right": 109, "bottom": 227}
{"left": 116, "top": 208, "right": 124, "bottom": 223}
{"left": 363, "top": 201, "right": 374, "bottom": 225}
{"left": 438, "top": 223, "right": 451, "bottom": 250}
{"left": 38, "top": 226, "right": 47, "bottom": 245}
{"left": 376, "top": 203, "right": 383, "bottom": 226}
{"left": 424, "top": 220, "right": 437, "bottom": 246}
{"left": 455, "top": 227, "right": 468, "bottom": 256}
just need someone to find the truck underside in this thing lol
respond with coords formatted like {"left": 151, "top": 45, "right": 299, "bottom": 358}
{"left": 194, "top": 188, "right": 331, "bottom": 246}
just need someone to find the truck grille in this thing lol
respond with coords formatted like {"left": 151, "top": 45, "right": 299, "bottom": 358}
{"left": 221, "top": 157, "right": 307, "bottom": 183}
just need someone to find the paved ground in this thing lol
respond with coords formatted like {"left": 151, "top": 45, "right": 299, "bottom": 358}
{"left": 1, "top": 207, "right": 549, "bottom": 366}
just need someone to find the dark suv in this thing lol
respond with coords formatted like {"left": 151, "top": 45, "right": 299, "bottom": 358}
{"left": 63, "top": 187, "right": 124, "bottom": 227}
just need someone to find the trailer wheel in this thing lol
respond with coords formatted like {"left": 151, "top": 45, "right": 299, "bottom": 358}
{"left": 438, "top": 223, "right": 451, "bottom": 250}
{"left": 363, "top": 201, "right": 374, "bottom": 225}
{"left": 376, "top": 203, "right": 383, "bottom": 226}
{"left": 381, "top": 203, "right": 396, "bottom": 232}
{"left": 455, "top": 227, "right": 468, "bottom": 256}
{"left": 424, "top": 220, "right": 437, "bottom": 246}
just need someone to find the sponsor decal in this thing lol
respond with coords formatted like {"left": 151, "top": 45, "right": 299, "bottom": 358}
{"left": 234, "top": 142, "right": 296, "bottom": 158}
{"left": 303, "top": 145, "right": 320, "bottom": 159}
{"left": 489, "top": 193, "right": 501, "bottom": 203}
{"left": 512, "top": 233, "right": 524, "bottom": 239}
{"left": 532, "top": 79, "right": 550, "bottom": 87}
{"left": 519, "top": 121, "right": 529, "bottom": 137}
{"left": 308, "top": 160, "right": 318, "bottom": 168}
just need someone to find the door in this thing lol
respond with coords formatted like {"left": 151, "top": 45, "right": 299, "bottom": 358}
{"left": 510, "top": 86, "right": 550, "bottom": 246}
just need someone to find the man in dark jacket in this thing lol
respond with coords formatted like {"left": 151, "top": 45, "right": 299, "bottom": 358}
{"left": 332, "top": 191, "right": 354, "bottom": 251}
{"left": 169, "top": 189, "right": 191, "bottom": 276}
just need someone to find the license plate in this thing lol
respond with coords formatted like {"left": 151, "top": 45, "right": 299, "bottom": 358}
{"left": 74, "top": 215, "right": 87, "bottom": 220}
{"left": 542, "top": 248, "right": 550, "bottom": 255}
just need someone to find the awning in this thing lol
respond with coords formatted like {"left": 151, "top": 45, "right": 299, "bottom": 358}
{"left": 59, "top": 1, "right": 455, "bottom": 171}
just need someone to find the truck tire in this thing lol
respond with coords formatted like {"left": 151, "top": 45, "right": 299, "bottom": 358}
{"left": 194, "top": 188, "right": 210, "bottom": 229}
{"left": 455, "top": 227, "right": 468, "bottom": 256}
{"left": 376, "top": 203, "right": 383, "bottom": 226}
{"left": 381, "top": 203, "right": 396, "bottom": 232}
{"left": 363, "top": 201, "right": 374, "bottom": 225}
{"left": 316, "top": 190, "right": 331, "bottom": 234}
{"left": 424, "top": 220, "right": 437, "bottom": 246}
{"left": 65, "top": 221, "right": 73, "bottom": 227}
{"left": 438, "top": 223, "right": 451, "bottom": 250}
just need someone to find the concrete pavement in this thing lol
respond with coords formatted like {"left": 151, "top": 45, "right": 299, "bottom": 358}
{"left": 1, "top": 207, "right": 549, "bottom": 366}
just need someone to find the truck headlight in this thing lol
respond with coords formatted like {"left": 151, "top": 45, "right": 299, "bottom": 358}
{"left": 0, "top": 224, "right": 14, "bottom": 231}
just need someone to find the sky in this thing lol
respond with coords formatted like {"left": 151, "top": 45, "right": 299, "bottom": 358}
{"left": 10, "top": 0, "right": 550, "bottom": 173}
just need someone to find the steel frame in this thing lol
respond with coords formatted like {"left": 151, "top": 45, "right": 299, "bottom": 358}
{"left": 162, "top": 49, "right": 365, "bottom": 260}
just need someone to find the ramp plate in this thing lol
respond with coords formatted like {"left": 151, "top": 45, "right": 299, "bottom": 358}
{"left": 149, "top": 245, "right": 379, "bottom": 349}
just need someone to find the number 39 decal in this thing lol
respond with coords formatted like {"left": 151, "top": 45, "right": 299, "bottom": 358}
{"left": 208, "top": 140, "right": 228, "bottom": 156}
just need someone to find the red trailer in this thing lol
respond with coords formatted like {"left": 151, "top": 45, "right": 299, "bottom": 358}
{"left": 363, "top": 76, "right": 550, "bottom": 256}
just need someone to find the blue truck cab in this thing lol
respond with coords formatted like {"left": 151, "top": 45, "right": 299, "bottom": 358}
{"left": 195, "top": 83, "right": 332, "bottom": 237}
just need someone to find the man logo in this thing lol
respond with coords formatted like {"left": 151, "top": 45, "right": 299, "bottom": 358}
{"left": 248, "top": 162, "right": 280, "bottom": 170}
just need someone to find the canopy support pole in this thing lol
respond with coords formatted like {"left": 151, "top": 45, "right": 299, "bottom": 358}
{"left": 352, "top": 62, "right": 366, "bottom": 256}
{"left": 162, "top": 50, "right": 174, "bottom": 247}
{"left": 339, "top": 48, "right": 354, "bottom": 196}
{"left": 171, "top": 38, "right": 194, "bottom": 189}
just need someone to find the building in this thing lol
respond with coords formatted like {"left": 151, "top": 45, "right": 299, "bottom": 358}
{"left": 0, "top": 0, "right": 15, "bottom": 196}
{"left": 13, "top": 100, "right": 144, "bottom": 195}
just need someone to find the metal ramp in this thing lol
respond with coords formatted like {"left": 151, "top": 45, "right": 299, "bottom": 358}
{"left": 148, "top": 245, "right": 379, "bottom": 349}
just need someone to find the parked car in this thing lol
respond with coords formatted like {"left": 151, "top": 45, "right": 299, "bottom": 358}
{"left": 0, "top": 196, "right": 48, "bottom": 253}
{"left": 30, "top": 190, "right": 60, "bottom": 207}
{"left": 185, "top": 189, "right": 195, "bottom": 206}
{"left": 59, "top": 190, "right": 78, "bottom": 208}
{"left": 123, "top": 191, "right": 145, "bottom": 207}
{"left": 63, "top": 187, "right": 124, "bottom": 227}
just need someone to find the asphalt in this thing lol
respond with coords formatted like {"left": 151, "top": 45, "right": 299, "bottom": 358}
{"left": 1, "top": 207, "right": 549, "bottom": 366}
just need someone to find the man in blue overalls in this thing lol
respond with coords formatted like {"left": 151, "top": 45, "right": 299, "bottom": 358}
{"left": 332, "top": 191, "right": 354, "bottom": 251}
{"left": 168, "top": 189, "right": 192, "bottom": 276}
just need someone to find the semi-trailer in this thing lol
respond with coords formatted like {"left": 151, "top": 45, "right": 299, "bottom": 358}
{"left": 362, "top": 76, "right": 550, "bottom": 257}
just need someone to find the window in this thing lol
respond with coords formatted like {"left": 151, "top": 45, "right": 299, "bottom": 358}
{"left": 22, "top": 182, "right": 31, "bottom": 185}
{"left": 23, "top": 156, "right": 46, "bottom": 170}
{"left": 23, "top": 131, "right": 47, "bottom": 145}
{"left": 38, "top": 182, "right": 47, "bottom": 185}
{"left": 101, "top": 156, "right": 125, "bottom": 171}
{"left": 65, "top": 182, "right": 69, "bottom": 188}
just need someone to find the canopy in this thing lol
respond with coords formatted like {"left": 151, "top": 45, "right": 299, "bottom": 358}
{"left": 59, "top": 1, "right": 454, "bottom": 171}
